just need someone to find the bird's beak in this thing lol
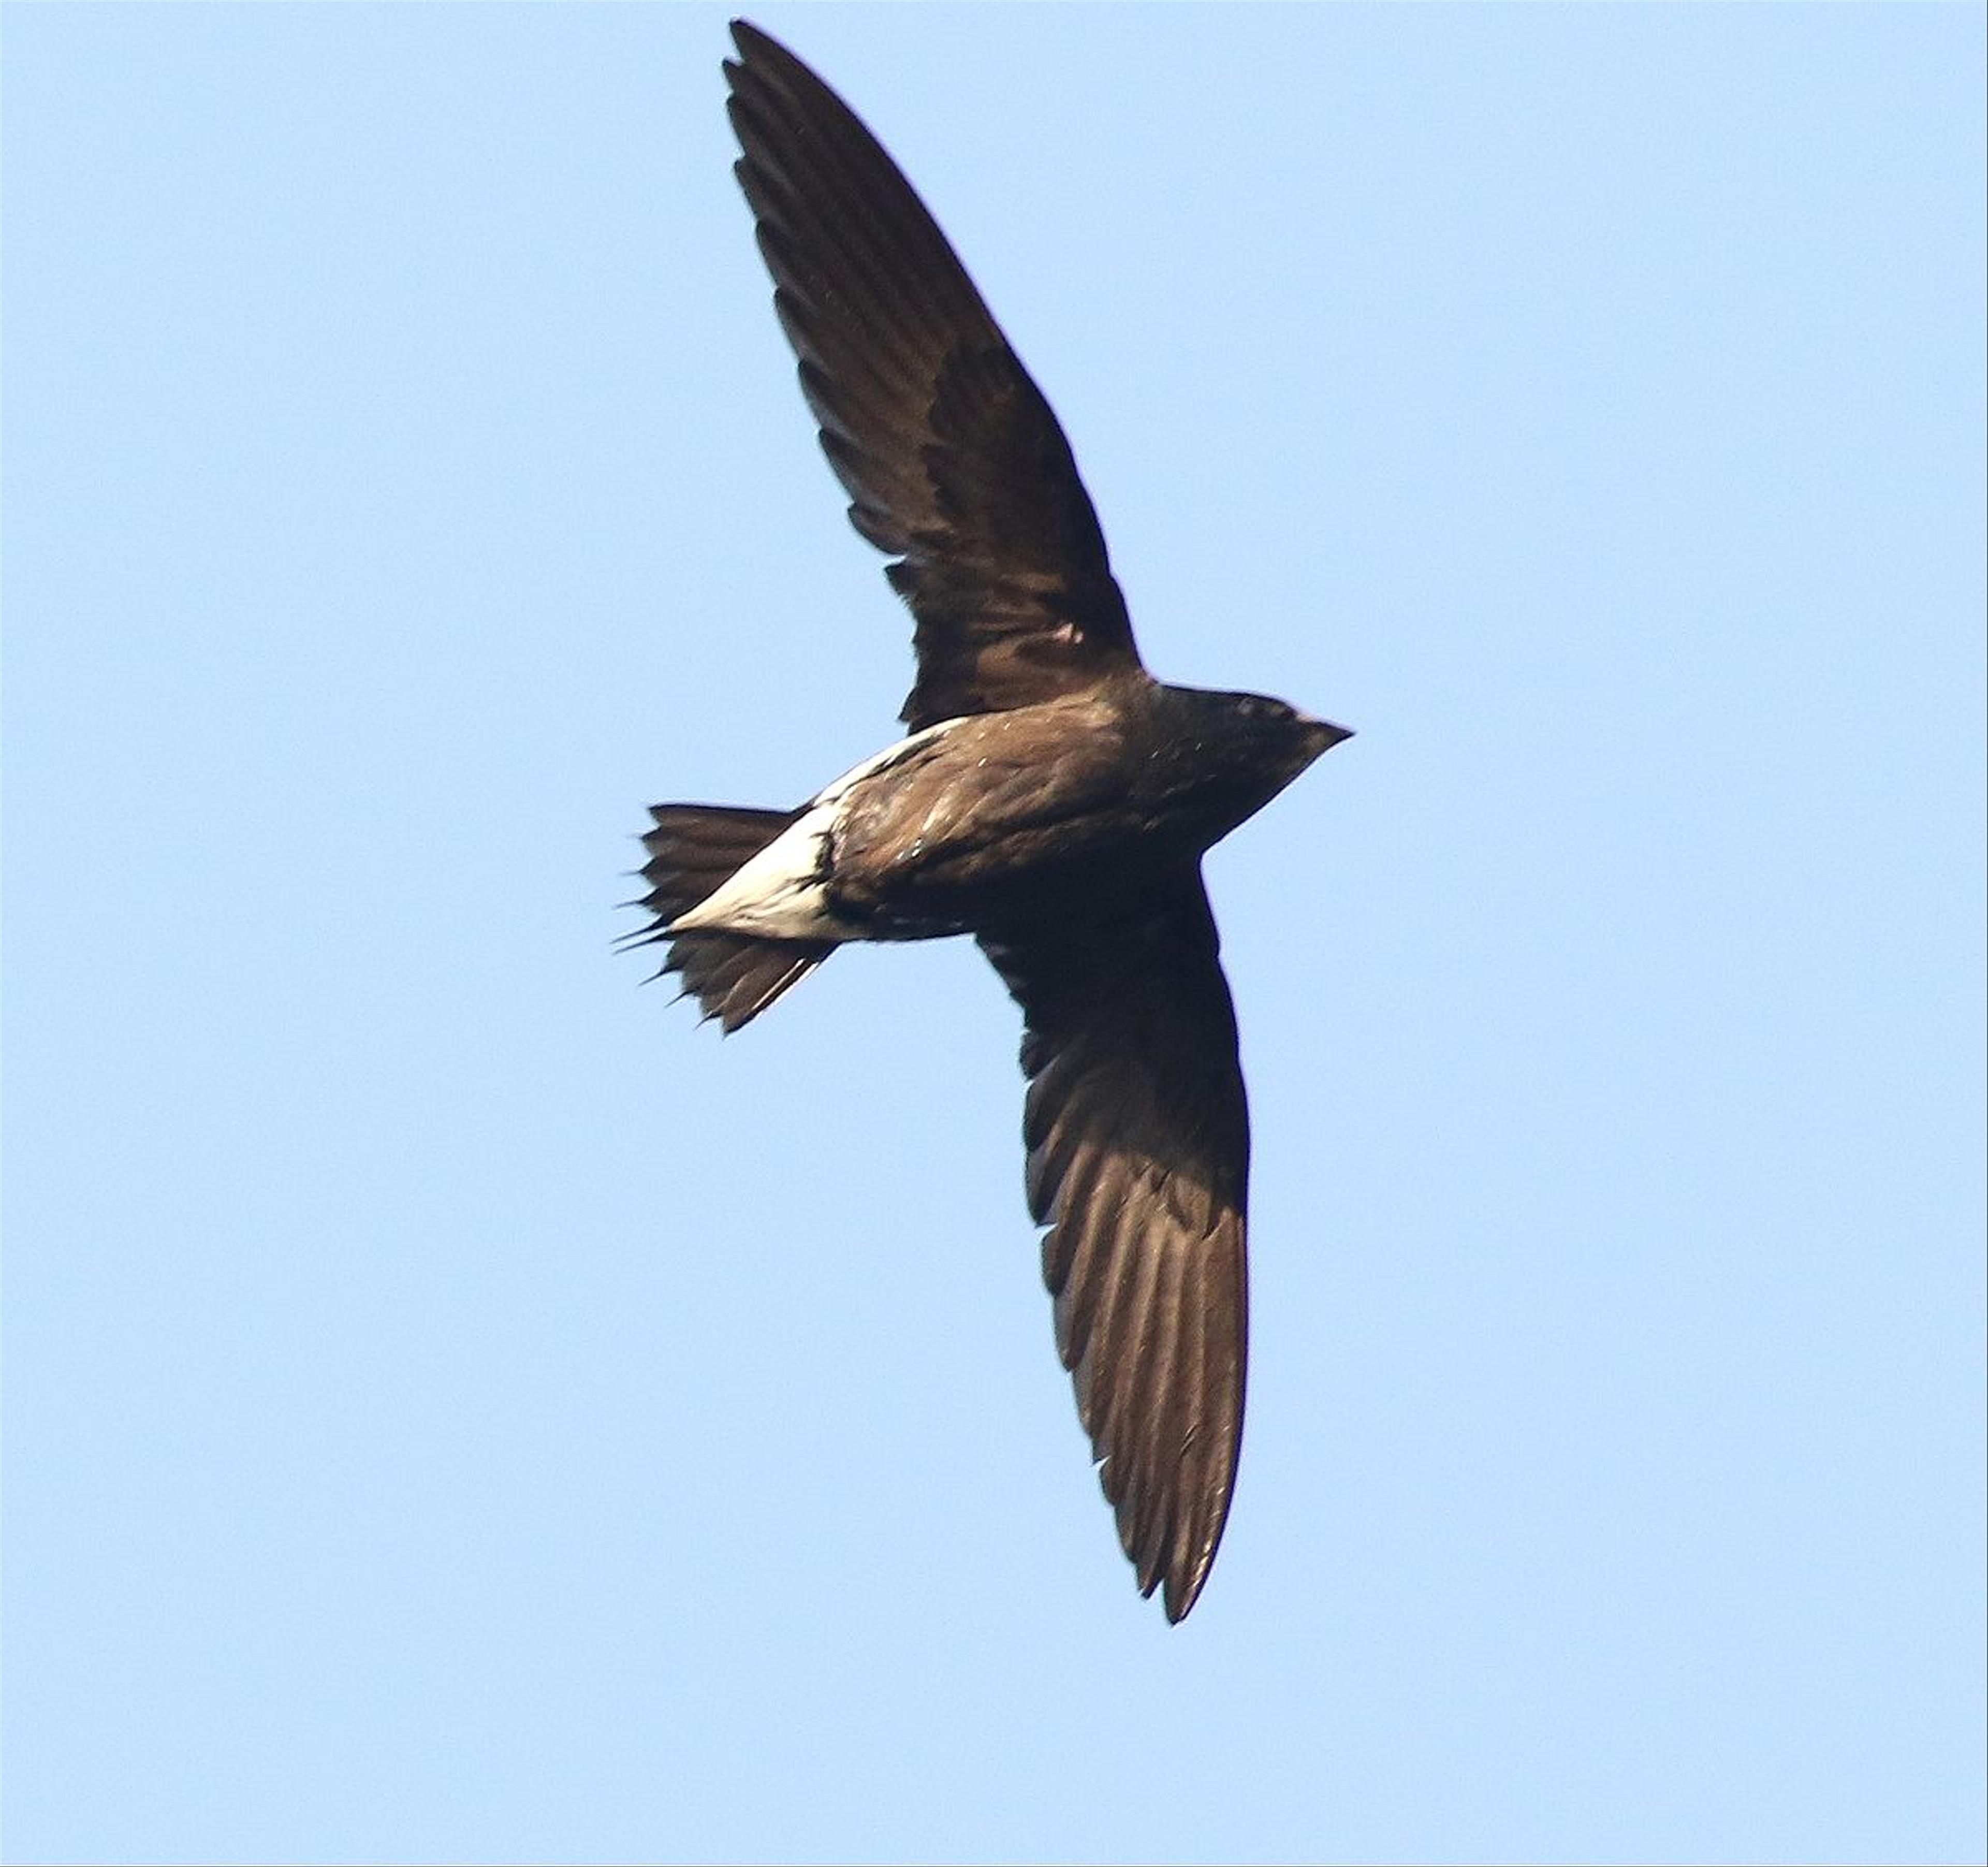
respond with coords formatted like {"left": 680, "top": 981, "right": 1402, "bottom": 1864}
{"left": 1300, "top": 713, "right": 1355, "bottom": 757}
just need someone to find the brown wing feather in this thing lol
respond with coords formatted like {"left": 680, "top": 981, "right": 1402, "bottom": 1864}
{"left": 725, "top": 21, "right": 1144, "bottom": 731}
{"left": 980, "top": 871, "right": 1249, "bottom": 1621}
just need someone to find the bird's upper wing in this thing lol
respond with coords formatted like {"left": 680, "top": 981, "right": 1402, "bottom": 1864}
{"left": 978, "top": 871, "right": 1249, "bottom": 1622}
{"left": 725, "top": 21, "right": 1145, "bottom": 732}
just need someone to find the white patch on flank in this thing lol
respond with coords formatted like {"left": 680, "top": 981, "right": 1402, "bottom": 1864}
{"left": 667, "top": 719, "right": 962, "bottom": 941}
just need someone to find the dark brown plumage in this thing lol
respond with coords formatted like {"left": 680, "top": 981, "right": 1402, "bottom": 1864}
{"left": 625, "top": 19, "right": 1351, "bottom": 1621}
{"left": 724, "top": 19, "right": 1137, "bottom": 732}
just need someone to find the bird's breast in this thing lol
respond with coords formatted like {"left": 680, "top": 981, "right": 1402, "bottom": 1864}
{"left": 824, "top": 703, "right": 1201, "bottom": 936}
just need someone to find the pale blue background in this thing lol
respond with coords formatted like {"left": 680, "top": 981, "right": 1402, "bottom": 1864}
{"left": 5, "top": 5, "right": 1983, "bottom": 1863}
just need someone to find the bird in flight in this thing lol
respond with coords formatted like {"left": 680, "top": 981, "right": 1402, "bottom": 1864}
{"left": 627, "top": 18, "right": 1351, "bottom": 1621}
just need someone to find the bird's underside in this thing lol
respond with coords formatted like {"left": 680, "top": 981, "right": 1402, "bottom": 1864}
{"left": 625, "top": 19, "right": 1349, "bottom": 1622}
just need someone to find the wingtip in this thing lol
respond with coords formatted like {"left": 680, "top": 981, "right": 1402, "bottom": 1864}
{"left": 1123, "top": 1486, "right": 1217, "bottom": 1624}
{"left": 1161, "top": 1564, "right": 1210, "bottom": 1624}
{"left": 727, "top": 19, "right": 778, "bottom": 64}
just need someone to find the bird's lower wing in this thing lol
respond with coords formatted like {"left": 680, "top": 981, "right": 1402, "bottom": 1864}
{"left": 978, "top": 870, "right": 1249, "bottom": 1621}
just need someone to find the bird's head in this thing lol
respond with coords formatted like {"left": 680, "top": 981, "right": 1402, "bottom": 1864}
{"left": 1166, "top": 684, "right": 1352, "bottom": 772}
{"left": 1225, "top": 692, "right": 1354, "bottom": 769}
{"left": 1142, "top": 683, "right": 1353, "bottom": 845}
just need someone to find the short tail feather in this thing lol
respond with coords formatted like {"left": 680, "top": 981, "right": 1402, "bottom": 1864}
{"left": 622, "top": 804, "right": 833, "bottom": 1032}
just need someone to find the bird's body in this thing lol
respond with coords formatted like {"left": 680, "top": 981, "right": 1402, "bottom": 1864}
{"left": 629, "top": 19, "right": 1351, "bottom": 1622}
{"left": 673, "top": 681, "right": 1340, "bottom": 946}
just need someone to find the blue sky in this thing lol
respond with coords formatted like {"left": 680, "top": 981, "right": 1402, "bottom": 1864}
{"left": 5, "top": 5, "right": 1983, "bottom": 1862}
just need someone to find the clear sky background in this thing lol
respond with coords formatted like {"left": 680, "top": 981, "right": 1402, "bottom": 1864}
{"left": 5, "top": 5, "right": 1983, "bottom": 1863}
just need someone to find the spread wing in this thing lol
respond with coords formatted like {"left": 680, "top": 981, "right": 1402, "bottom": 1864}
{"left": 725, "top": 21, "right": 1145, "bottom": 732}
{"left": 979, "top": 871, "right": 1249, "bottom": 1622}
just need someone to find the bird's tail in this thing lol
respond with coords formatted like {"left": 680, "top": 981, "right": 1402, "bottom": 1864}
{"left": 622, "top": 804, "right": 834, "bottom": 1032}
